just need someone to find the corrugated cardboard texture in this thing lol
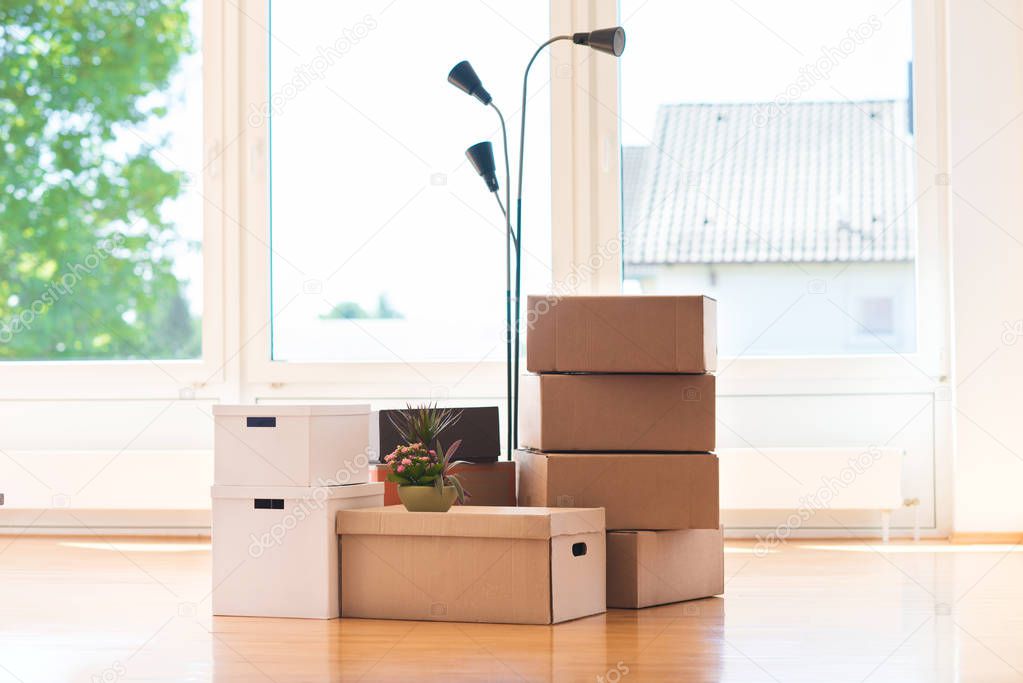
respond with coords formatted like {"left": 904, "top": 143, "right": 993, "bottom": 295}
{"left": 369, "top": 462, "right": 516, "bottom": 507}
{"left": 526, "top": 295, "right": 716, "bottom": 373}
{"left": 516, "top": 450, "right": 719, "bottom": 530}
{"left": 337, "top": 506, "right": 607, "bottom": 624}
{"left": 606, "top": 527, "right": 724, "bottom": 608}
{"left": 341, "top": 534, "right": 554, "bottom": 623}
{"left": 518, "top": 374, "right": 715, "bottom": 452}
{"left": 337, "top": 505, "right": 605, "bottom": 540}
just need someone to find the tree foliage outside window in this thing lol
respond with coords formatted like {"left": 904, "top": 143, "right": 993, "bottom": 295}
{"left": 0, "top": 0, "right": 200, "bottom": 360}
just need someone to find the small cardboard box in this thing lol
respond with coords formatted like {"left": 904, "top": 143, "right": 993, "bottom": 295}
{"left": 516, "top": 450, "right": 719, "bottom": 531}
{"left": 370, "top": 406, "right": 501, "bottom": 463}
{"left": 369, "top": 461, "right": 516, "bottom": 507}
{"left": 606, "top": 527, "right": 724, "bottom": 608}
{"left": 214, "top": 404, "right": 370, "bottom": 487}
{"left": 337, "top": 506, "right": 606, "bottom": 624}
{"left": 211, "top": 482, "right": 383, "bottom": 619}
{"left": 527, "top": 295, "right": 716, "bottom": 373}
{"left": 518, "top": 373, "right": 715, "bottom": 452}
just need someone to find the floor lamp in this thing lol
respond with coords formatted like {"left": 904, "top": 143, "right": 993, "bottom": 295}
{"left": 448, "top": 27, "right": 626, "bottom": 459}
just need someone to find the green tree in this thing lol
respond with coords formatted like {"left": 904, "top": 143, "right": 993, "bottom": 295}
{"left": 0, "top": 0, "right": 199, "bottom": 359}
{"left": 321, "top": 294, "right": 404, "bottom": 320}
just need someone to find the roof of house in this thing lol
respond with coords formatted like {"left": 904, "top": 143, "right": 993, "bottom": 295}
{"left": 623, "top": 100, "right": 917, "bottom": 265}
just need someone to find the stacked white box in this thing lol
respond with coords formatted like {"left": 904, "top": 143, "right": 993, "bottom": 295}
{"left": 211, "top": 483, "right": 383, "bottom": 618}
{"left": 213, "top": 405, "right": 371, "bottom": 486}
{"left": 211, "top": 404, "right": 384, "bottom": 619}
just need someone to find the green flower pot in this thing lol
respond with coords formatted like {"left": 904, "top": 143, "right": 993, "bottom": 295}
{"left": 398, "top": 485, "right": 458, "bottom": 512}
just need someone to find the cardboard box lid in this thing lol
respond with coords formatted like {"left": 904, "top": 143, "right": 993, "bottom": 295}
{"left": 211, "top": 483, "right": 383, "bottom": 500}
{"left": 336, "top": 505, "right": 604, "bottom": 540}
{"left": 213, "top": 404, "right": 370, "bottom": 417}
{"left": 526, "top": 295, "right": 716, "bottom": 373}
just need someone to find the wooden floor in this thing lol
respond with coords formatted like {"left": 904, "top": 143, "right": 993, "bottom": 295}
{"left": 0, "top": 536, "right": 1021, "bottom": 682}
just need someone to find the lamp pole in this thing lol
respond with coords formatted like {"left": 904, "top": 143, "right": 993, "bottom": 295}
{"left": 448, "top": 27, "right": 626, "bottom": 458}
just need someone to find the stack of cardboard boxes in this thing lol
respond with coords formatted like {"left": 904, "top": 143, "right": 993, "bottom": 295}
{"left": 516, "top": 295, "right": 723, "bottom": 608}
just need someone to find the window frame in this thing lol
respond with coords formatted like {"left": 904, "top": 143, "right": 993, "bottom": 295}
{"left": 0, "top": 0, "right": 227, "bottom": 400}
{"left": 581, "top": 0, "right": 951, "bottom": 397}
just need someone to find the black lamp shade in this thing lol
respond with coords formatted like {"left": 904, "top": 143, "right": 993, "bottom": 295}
{"left": 573, "top": 27, "right": 626, "bottom": 57}
{"left": 466, "top": 141, "right": 499, "bottom": 192}
{"left": 448, "top": 60, "right": 493, "bottom": 105}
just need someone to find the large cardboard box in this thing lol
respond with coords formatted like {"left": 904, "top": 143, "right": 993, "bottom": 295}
{"left": 518, "top": 373, "right": 715, "bottom": 452}
{"left": 370, "top": 406, "right": 501, "bottom": 463}
{"left": 214, "top": 404, "right": 370, "bottom": 487}
{"left": 337, "top": 506, "right": 606, "bottom": 624}
{"left": 526, "top": 295, "right": 716, "bottom": 373}
{"left": 606, "top": 527, "right": 724, "bottom": 608}
{"left": 516, "top": 450, "right": 719, "bottom": 531}
{"left": 369, "top": 461, "right": 516, "bottom": 506}
{"left": 211, "top": 482, "right": 383, "bottom": 619}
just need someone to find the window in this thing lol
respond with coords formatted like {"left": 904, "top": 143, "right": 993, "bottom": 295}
{"left": 619, "top": 0, "right": 916, "bottom": 356}
{"left": 0, "top": 0, "right": 203, "bottom": 360}
{"left": 268, "top": 2, "right": 552, "bottom": 363}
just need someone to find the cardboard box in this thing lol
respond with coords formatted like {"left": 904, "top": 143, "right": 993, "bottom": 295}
{"left": 370, "top": 406, "right": 501, "bottom": 463}
{"left": 518, "top": 373, "right": 715, "bottom": 452}
{"left": 527, "top": 295, "right": 716, "bottom": 373}
{"left": 337, "top": 506, "right": 606, "bottom": 624}
{"left": 211, "top": 482, "right": 383, "bottom": 619}
{"left": 516, "top": 450, "right": 719, "bottom": 531}
{"left": 369, "top": 461, "right": 516, "bottom": 507}
{"left": 213, "top": 404, "right": 370, "bottom": 487}
{"left": 606, "top": 527, "right": 724, "bottom": 608}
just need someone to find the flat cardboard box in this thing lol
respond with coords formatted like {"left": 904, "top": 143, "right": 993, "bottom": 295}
{"left": 369, "top": 461, "right": 516, "bottom": 507}
{"left": 606, "top": 527, "right": 724, "bottom": 608}
{"left": 370, "top": 407, "right": 501, "bottom": 463}
{"left": 337, "top": 506, "right": 606, "bottom": 624}
{"left": 516, "top": 450, "right": 719, "bottom": 531}
{"left": 518, "top": 373, "right": 715, "bottom": 452}
{"left": 527, "top": 295, "right": 716, "bottom": 373}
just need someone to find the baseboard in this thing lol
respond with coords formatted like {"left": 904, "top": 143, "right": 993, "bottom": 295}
{"left": 950, "top": 532, "right": 1023, "bottom": 544}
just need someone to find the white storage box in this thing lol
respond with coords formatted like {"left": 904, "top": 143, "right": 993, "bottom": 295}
{"left": 211, "top": 482, "right": 383, "bottom": 619}
{"left": 213, "top": 404, "right": 370, "bottom": 487}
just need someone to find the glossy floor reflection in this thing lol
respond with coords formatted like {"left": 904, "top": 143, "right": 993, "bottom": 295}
{"left": 0, "top": 536, "right": 1021, "bottom": 682}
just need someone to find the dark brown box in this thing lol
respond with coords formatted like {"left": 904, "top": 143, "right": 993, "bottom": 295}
{"left": 518, "top": 373, "right": 715, "bottom": 453}
{"left": 606, "top": 527, "right": 724, "bottom": 608}
{"left": 371, "top": 406, "right": 500, "bottom": 463}
{"left": 515, "top": 450, "right": 719, "bottom": 530}
{"left": 526, "top": 295, "right": 716, "bottom": 373}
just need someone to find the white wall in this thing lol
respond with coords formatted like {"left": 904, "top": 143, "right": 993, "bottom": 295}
{"left": 949, "top": 0, "right": 1023, "bottom": 533}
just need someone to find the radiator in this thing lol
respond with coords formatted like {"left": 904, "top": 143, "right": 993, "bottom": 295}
{"left": 718, "top": 446, "right": 912, "bottom": 541}
{"left": 0, "top": 449, "right": 212, "bottom": 510}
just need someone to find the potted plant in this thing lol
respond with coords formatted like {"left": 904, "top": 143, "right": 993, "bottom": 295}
{"left": 384, "top": 404, "right": 470, "bottom": 512}
{"left": 382, "top": 439, "right": 469, "bottom": 512}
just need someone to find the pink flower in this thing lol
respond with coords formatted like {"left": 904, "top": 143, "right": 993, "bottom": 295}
{"left": 397, "top": 465, "right": 405, "bottom": 472}
{"left": 401, "top": 458, "right": 412, "bottom": 466}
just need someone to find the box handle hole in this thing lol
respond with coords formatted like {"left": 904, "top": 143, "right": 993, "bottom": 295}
{"left": 572, "top": 542, "right": 587, "bottom": 557}
{"left": 246, "top": 416, "right": 276, "bottom": 428}
{"left": 254, "top": 499, "right": 284, "bottom": 509}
